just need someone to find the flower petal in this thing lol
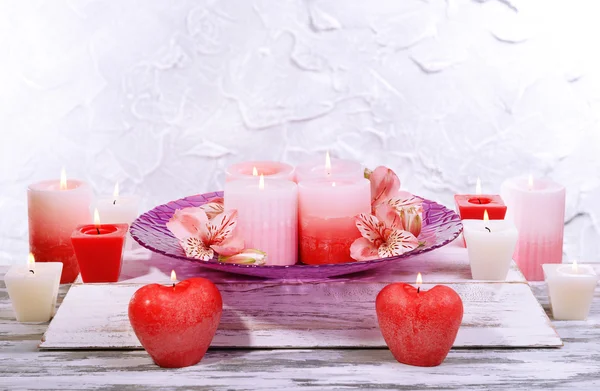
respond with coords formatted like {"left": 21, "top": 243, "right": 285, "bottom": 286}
{"left": 374, "top": 203, "right": 403, "bottom": 231}
{"left": 355, "top": 213, "right": 385, "bottom": 243}
{"left": 166, "top": 207, "right": 209, "bottom": 241}
{"left": 181, "top": 237, "right": 214, "bottom": 261}
{"left": 377, "top": 229, "right": 419, "bottom": 258}
{"left": 370, "top": 166, "right": 401, "bottom": 208}
{"left": 218, "top": 249, "right": 267, "bottom": 265}
{"left": 388, "top": 191, "right": 423, "bottom": 210}
{"left": 350, "top": 237, "right": 380, "bottom": 261}
{"left": 207, "top": 209, "right": 238, "bottom": 245}
{"left": 211, "top": 230, "right": 245, "bottom": 256}
{"left": 201, "top": 197, "right": 225, "bottom": 220}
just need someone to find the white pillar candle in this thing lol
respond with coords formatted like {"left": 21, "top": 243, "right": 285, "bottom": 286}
{"left": 28, "top": 169, "right": 94, "bottom": 283}
{"left": 295, "top": 152, "right": 363, "bottom": 183}
{"left": 92, "top": 183, "right": 139, "bottom": 250}
{"left": 224, "top": 176, "right": 298, "bottom": 266}
{"left": 5, "top": 254, "right": 62, "bottom": 322}
{"left": 463, "top": 213, "right": 518, "bottom": 280}
{"left": 501, "top": 176, "right": 566, "bottom": 281}
{"left": 543, "top": 262, "right": 598, "bottom": 320}
{"left": 226, "top": 161, "right": 295, "bottom": 181}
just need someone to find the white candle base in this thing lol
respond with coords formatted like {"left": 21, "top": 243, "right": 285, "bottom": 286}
{"left": 543, "top": 264, "right": 598, "bottom": 321}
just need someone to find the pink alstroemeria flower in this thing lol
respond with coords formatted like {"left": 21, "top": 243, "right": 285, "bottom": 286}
{"left": 350, "top": 204, "right": 419, "bottom": 262}
{"left": 370, "top": 166, "right": 401, "bottom": 211}
{"left": 382, "top": 190, "right": 424, "bottom": 238}
{"left": 201, "top": 197, "right": 224, "bottom": 219}
{"left": 166, "top": 207, "right": 244, "bottom": 261}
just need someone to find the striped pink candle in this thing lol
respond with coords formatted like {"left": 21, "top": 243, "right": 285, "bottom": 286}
{"left": 501, "top": 176, "right": 566, "bottom": 281}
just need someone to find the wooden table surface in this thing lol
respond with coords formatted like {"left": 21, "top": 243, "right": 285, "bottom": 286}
{"left": 1, "top": 256, "right": 600, "bottom": 390}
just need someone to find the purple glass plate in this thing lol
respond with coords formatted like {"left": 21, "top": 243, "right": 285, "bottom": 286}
{"left": 130, "top": 191, "right": 462, "bottom": 279}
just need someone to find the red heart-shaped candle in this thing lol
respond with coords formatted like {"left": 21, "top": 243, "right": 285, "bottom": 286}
{"left": 128, "top": 277, "right": 222, "bottom": 368}
{"left": 376, "top": 281, "right": 463, "bottom": 367}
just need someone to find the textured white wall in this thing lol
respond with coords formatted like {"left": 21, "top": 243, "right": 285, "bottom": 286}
{"left": 1, "top": 0, "right": 600, "bottom": 265}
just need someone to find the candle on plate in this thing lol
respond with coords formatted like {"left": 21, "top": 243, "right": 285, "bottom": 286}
{"left": 4, "top": 253, "right": 62, "bottom": 322}
{"left": 226, "top": 161, "right": 295, "bottom": 182}
{"left": 28, "top": 168, "right": 94, "bottom": 283}
{"left": 454, "top": 177, "right": 507, "bottom": 220}
{"left": 543, "top": 261, "right": 598, "bottom": 320}
{"left": 71, "top": 209, "right": 128, "bottom": 282}
{"left": 376, "top": 273, "right": 463, "bottom": 367}
{"left": 295, "top": 152, "right": 363, "bottom": 183}
{"left": 463, "top": 210, "right": 518, "bottom": 280}
{"left": 298, "top": 177, "right": 370, "bottom": 264}
{"left": 501, "top": 175, "right": 566, "bottom": 281}
{"left": 224, "top": 175, "right": 298, "bottom": 265}
{"left": 92, "top": 182, "right": 139, "bottom": 250}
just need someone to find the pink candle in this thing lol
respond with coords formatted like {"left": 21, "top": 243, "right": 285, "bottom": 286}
{"left": 226, "top": 161, "right": 295, "bottom": 182}
{"left": 28, "top": 171, "right": 94, "bottom": 283}
{"left": 298, "top": 178, "right": 370, "bottom": 264}
{"left": 501, "top": 176, "right": 566, "bottom": 281}
{"left": 224, "top": 177, "right": 298, "bottom": 265}
{"left": 295, "top": 153, "right": 363, "bottom": 183}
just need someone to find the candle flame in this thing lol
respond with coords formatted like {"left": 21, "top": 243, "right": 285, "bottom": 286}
{"left": 27, "top": 253, "right": 35, "bottom": 271}
{"left": 113, "top": 182, "right": 120, "bottom": 198}
{"left": 528, "top": 174, "right": 534, "bottom": 191}
{"left": 475, "top": 177, "right": 482, "bottom": 195}
{"left": 416, "top": 272, "right": 423, "bottom": 286}
{"left": 252, "top": 166, "right": 258, "bottom": 176}
{"left": 259, "top": 174, "right": 265, "bottom": 190}
{"left": 572, "top": 260, "right": 578, "bottom": 273}
{"left": 483, "top": 210, "right": 489, "bottom": 221}
{"left": 94, "top": 208, "right": 101, "bottom": 227}
{"left": 325, "top": 151, "right": 332, "bottom": 175}
{"left": 171, "top": 270, "right": 177, "bottom": 282}
{"left": 60, "top": 167, "right": 67, "bottom": 190}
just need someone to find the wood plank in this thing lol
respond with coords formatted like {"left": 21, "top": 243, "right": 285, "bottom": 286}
{"left": 39, "top": 280, "right": 561, "bottom": 350}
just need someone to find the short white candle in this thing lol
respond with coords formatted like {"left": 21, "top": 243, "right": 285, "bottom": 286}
{"left": 543, "top": 262, "right": 598, "bottom": 321}
{"left": 5, "top": 254, "right": 63, "bottom": 322}
{"left": 92, "top": 182, "right": 139, "bottom": 250}
{"left": 463, "top": 211, "right": 518, "bottom": 280}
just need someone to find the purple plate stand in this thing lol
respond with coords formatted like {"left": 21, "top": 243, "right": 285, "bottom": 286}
{"left": 130, "top": 191, "right": 462, "bottom": 280}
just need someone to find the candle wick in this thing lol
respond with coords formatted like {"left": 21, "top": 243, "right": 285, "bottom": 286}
{"left": 485, "top": 227, "right": 491, "bottom": 233}
{"left": 113, "top": 199, "right": 116, "bottom": 205}
{"left": 96, "top": 227, "right": 100, "bottom": 235}
{"left": 29, "top": 269, "right": 35, "bottom": 275}
{"left": 172, "top": 283, "right": 175, "bottom": 288}
{"left": 417, "top": 287, "right": 420, "bottom": 294}
{"left": 477, "top": 198, "right": 482, "bottom": 204}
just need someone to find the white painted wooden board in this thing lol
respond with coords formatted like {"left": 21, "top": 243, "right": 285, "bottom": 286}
{"left": 40, "top": 280, "right": 561, "bottom": 350}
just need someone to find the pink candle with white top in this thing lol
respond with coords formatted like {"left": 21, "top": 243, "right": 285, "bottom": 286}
{"left": 226, "top": 161, "right": 295, "bottom": 182}
{"left": 28, "top": 169, "right": 94, "bottom": 283}
{"left": 224, "top": 176, "right": 298, "bottom": 265}
{"left": 295, "top": 153, "right": 363, "bottom": 183}
{"left": 299, "top": 178, "right": 370, "bottom": 264}
{"left": 501, "top": 176, "right": 566, "bottom": 281}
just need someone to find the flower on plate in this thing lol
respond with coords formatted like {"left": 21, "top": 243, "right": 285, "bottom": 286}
{"left": 380, "top": 190, "right": 423, "bottom": 238}
{"left": 218, "top": 249, "right": 267, "bottom": 265}
{"left": 369, "top": 166, "right": 401, "bottom": 211}
{"left": 166, "top": 207, "right": 244, "bottom": 261}
{"left": 350, "top": 204, "right": 419, "bottom": 262}
{"left": 200, "top": 196, "right": 224, "bottom": 219}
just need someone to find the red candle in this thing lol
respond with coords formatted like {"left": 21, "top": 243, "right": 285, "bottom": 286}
{"left": 454, "top": 178, "right": 507, "bottom": 220}
{"left": 128, "top": 271, "right": 223, "bottom": 368}
{"left": 376, "top": 273, "right": 463, "bottom": 367}
{"left": 71, "top": 209, "right": 127, "bottom": 283}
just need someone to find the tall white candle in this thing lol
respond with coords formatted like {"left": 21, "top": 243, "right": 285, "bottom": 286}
{"left": 28, "top": 169, "right": 94, "bottom": 283}
{"left": 543, "top": 262, "right": 598, "bottom": 320}
{"left": 463, "top": 212, "right": 518, "bottom": 280}
{"left": 501, "top": 176, "right": 566, "bottom": 281}
{"left": 224, "top": 176, "right": 298, "bottom": 266}
{"left": 5, "top": 254, "right": 62, "bottom": 322}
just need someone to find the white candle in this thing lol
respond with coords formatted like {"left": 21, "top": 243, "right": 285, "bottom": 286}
{"left": 463, "top": 211, "right": 518, "bottom": 280}
{"left": 92, "top": 182, "right": 139, "bottom": 250}
{"left": 501, "top": 176, "right": 566, "bottom": 281}
{"left": 543, "top": 262, "right": 598, "bottom": 320}
{"left": 5, "top": 254, "right": 62, "bottom": 322}
{"left": 224, "top": 176, "right": 298, "bottom": 266}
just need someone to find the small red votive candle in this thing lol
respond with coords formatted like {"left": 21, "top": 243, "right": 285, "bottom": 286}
{"left": 71, "top": 209, "right": 128, "bottom": 283}
{"left": 454, "top": 178, "right": 507, "bottom": 220}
